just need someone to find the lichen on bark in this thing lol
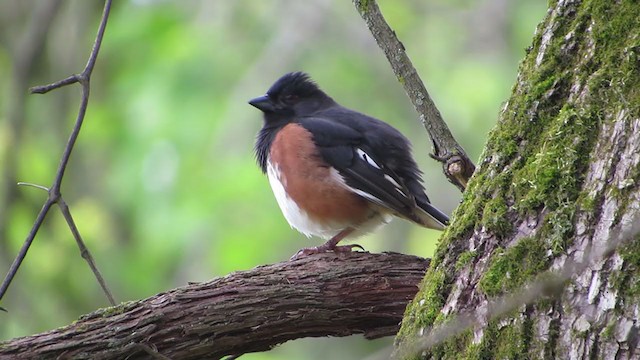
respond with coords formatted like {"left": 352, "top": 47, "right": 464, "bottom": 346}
{"left": 396, "top": 0, "right": 640, "bottom": 358}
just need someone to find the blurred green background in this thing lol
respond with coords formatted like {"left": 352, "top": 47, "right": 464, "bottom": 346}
{"left": 0, "top": 0, "right": 546, "bottom": 358}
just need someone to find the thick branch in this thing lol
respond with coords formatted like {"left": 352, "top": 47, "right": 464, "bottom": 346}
{"left": 0, "top": 252, "right": 429, "bottom": 360}
{"left": 353, "top": 0, "right": 475, "bottom": 191}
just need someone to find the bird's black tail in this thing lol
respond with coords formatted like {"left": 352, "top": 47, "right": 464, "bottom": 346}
{"left": 415, "top": 198, "right": 450, "bottom": 231}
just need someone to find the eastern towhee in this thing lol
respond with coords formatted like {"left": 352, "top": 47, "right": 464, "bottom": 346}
{"left": 249, "top": 72, "right": 449, "bottom": 257}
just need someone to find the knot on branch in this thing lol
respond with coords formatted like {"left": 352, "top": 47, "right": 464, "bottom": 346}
{"left": 430, "top": 152, "right": 476, "bottom": 191}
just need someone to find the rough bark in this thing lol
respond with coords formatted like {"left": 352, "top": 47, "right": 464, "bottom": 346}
{"left": 0, "top": 252, "right": 428, "bottom": 359}
{"left": 395, "top": 0, "right": 640, "bottom": 359}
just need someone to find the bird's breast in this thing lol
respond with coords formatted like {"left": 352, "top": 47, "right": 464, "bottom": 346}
{"left": 267, "top": 123, "right": 375, "bottom": 238}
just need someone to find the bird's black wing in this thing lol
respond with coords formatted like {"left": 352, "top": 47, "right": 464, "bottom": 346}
{"left": 298, "top": 116, "right": 422, "bottom": 222}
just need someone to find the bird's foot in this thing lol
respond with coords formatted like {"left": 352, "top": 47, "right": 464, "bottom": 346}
{"left": 290, "top": 243, "right": 365, "bottom": 260}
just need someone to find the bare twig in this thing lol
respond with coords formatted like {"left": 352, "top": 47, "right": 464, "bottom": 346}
{"left": 29, "top": 74, "right": 78, "bottom": 94}
{"left": 352, "top": 0, "right": 475, "bottom": 192}
{"left": 16, "top": 182, "right": 50, "bottom": 192}
{"left": 58, "top": 197, "right": 116, "bottom": 305}
{"left": 0, "top": 0, "right": 116, "bottom": 308}
{"left": 0, "top": 0, "right": 63, "bottom": 282}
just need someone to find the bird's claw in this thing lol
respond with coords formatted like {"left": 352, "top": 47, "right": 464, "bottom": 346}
{"left": 290, "top": 243, "right": 365, "bottom": 260}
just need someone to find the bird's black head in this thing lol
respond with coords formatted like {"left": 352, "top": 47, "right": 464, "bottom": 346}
{"left": 249, "top": 72, "right": 334, "bottom": 121}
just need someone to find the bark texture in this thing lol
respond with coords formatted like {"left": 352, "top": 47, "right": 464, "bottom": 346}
{"left": 0, "top": 252, "right": 428, "bottom": 359}
{"left": 396, "top": 0, "right": 640, "bottom": 359}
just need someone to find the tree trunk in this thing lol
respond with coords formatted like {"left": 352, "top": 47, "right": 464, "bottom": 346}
{"left": 395, "top": 0, "right": 640, "bottom": 359}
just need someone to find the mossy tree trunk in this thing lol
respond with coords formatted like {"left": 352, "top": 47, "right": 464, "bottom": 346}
{"left": 396, "top": 0, "right": 640, "bottom": 359}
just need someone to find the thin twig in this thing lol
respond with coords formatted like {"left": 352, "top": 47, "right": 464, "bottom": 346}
{"left": 0, "top": 201, "right": 55, "bottom": 303}
{"left": 16, "top": 182, "right": 50, "bottom": 192}
{"left": 58, "top": 197, "right": 116, "bottom": 305}
{"left": 352, "top": 0, "right": 475, "bottom": 192}
{"left": 29, "top": 74, "right": 79, "bottom": 94}
{"left": 0, "top": 0, "right": 116, "bottom": 308}
{"left": 0, "top": 0, "right": 63, "bottom": 291}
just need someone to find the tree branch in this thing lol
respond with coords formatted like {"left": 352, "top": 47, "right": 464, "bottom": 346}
{"left": 0, "top": 252, "right": 429, "bottom": 360}
{"left": 0, "top": 0, "right": 62, "bottom": 291}
{"left": 0, "top": 0, "right": 115, "bottom": 308}
{"left": 352, "top": 0, "right": 475, "bottom": 191}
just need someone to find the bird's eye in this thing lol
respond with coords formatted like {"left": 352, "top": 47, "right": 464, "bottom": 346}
{"left": 282, "top": 94, "right": 299, "bottom": 104}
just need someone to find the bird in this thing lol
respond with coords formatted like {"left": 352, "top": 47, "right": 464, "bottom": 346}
{"left": 249, "top": 72, "right": 449, "bottom": 258}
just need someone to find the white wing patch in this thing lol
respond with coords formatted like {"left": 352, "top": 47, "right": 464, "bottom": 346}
{"left": 355, "top": 148, "right": 405, "bottom": 195}
{"left": 356, "top": 148, "right": 407, "bottom": 198}
{"left": 384, "top": 174, "right": 402, "bottom": 190}
{"left": 329, "top": 167, "right": 382, "bottom": 205}
{"left": 356, "top": 148, "right": 381, "bottom": 169}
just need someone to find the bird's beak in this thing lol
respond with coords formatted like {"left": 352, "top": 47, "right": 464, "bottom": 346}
{"left": 248, "top": 95, "right": 275, "bottom": 112}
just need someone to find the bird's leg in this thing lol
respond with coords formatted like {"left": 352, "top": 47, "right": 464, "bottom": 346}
{"left": 290, "top": 228, "right": 364, "bottom": 260}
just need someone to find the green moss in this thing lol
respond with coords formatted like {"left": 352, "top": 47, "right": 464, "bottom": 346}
{"left": 614, "top": 235, "right": 640, "bottom": 299}
{"left": 455, "top": 251, "right": 478, "bottom": 270}
{"left": 478, "top": 237, "right": 550, "bottom": 296}
{"left": 540, "top": 203, "right": 576, "bottom": 254}
{"left": 578, "top": 193, "right": 598, "bottom": 212}
{"left": 513, "top": 106, "right": 594, "bottom": 211}
{"left": 462, "top": 344, "right": 482, "bottom": 360}
{"left": 572, "top": 327, "right": 590, "bottom": 340}
{"left": 89, "top": 301, "right": 136, "bottom": 318}
{"left": 620, "top": 234, "right": 640, "bottom": 267}
{"left": 434, "top": 172, "right": 488, "bottom": 264}
{"left": 493, "top": 324, "right": 526, "bottom": 359}
{"left": 587, "top": 0, "right": 640, "bottom": 118}
{"left": 521, "top": 309, "right": 534, "bottom": 356}
{"left": 415, "top": 269, "right": 449, "bottom": 327}
{"left": 482, "top": 197, "right": 511, "bottom": 238}
{"left": 601, "top": 322, "right": 616, "bottom": 340}
{"left": 461, "top": 317, "right": 532, "bottom": 360}
{"left": 354, "top": 0, "right": 371, "bottom": 14}
{"left": 430, "top": 330, "right": 473, "bottom": 360}
{"left": 450, "top": 172, "right": 487, "bottom": 237}
{"left": 545, "top": 315, "right": 561, "bottom": 359}
{"left": 397, "top": 268, "right": 452, "bottom": 345}
{"left": 410, "top": 319, "right": 532, "bottom": 360}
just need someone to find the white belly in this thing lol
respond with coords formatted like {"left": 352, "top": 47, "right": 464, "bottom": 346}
{"left": 266, "top": 161, "right": 392, "bottom": 240}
